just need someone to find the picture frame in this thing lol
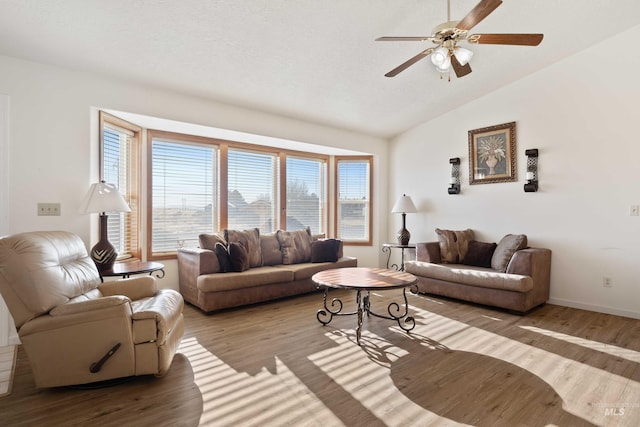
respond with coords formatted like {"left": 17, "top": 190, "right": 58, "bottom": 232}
{"left": 468, "top": 121, "right": 517, "bottom": 185}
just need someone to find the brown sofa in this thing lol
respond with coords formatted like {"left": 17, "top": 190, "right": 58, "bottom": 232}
{"left": 177, "top": 229, "right": 357, "bottom": 313}
{"left": 405, "top": 231, "right": 551, "bottom": 313}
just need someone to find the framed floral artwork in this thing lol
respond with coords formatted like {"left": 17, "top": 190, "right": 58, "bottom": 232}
{"left": 468, "top": 121, "right": 517, "bottom": 184}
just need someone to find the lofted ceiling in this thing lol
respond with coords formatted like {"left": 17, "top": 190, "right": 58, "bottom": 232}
{"left": 1, "top": 0, "right": 639, "bottom": 139}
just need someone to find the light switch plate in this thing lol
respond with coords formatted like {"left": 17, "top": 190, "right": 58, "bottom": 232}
{"left": 37, "top": 203, "right": 61, "bottom": 216}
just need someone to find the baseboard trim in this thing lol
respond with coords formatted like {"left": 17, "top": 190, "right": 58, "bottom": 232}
{"left": 548, "top": 298, "right": 640, "bottom": 320}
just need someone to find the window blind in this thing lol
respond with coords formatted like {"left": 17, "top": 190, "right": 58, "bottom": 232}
{"left": 336, "top": 159, "right": 371, "bottom": 242}
{"left": 151, "top": 139, "right": 217, "bottom": 254}
{"left": 102, "top": 123, "right": 138, "bottom": 259}
{"left": 286, "top": 156, "right": 326, "bottom": 233}
{"left": 227, "top": 148, "right": 277, "bottom": 233}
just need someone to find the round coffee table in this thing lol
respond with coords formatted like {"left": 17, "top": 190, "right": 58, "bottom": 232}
{"left": 312, "top": 267, "right": 418, "bottom": 345}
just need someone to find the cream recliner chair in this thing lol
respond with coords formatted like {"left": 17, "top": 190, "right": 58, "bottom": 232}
{"left": 0, "top": 230, "right": 184, "bottom": 388}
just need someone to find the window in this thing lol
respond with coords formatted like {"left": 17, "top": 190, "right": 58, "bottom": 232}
{"left": 227, "top": 148, "right": 277, "bottom": 233}
{"left": 147, "top": 142, "right": 331, "bottom": 255}
{"left": 121, "top": 115, "right": 372, "bottom": 258}
{"left": 150, "top": 134, "right": 218, "bottom": 256}
{"left": 286, "top": 156, "right": 326, "bottom": 234}
{"left": 100, "top": 113, "right": 141, "bottom": 260}
{"left": 335, "top": 157, "right": 372, "bottom": 245}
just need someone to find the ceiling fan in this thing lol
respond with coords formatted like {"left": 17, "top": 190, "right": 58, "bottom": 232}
{"left": 376, "top": 0, "right": 543, "bottom": 79}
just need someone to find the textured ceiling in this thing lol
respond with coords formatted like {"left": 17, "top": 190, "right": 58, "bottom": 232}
{"left": 1, "top": 0, "right": 640, "bottom": 138}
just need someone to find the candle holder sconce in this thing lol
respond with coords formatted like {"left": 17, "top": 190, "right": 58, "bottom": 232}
{"left": 524, "top": 149, "right": 538, "bottom": 192}
{"left": 448, "top": 157, "right": 461, "bottom": 195}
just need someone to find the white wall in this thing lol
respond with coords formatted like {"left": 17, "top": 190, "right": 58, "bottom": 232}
{"left": 0, "top": 54, "right": 389, "bottom": 296}
{"left": 390, "top": 24, "right": 640, "bottom": 319}
{"left": 0, "top": 93, "right": 18, "bottom": 345}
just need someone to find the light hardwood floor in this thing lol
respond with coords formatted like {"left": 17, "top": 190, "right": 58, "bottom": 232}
{"left": 0, "top": 289, "right": 638, "bottom": 426}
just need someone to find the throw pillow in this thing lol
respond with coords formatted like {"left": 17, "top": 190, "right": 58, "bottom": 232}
{"left": 199, "top": 233, "right": 225, "bottom": 251}
{"left": 435, "top": 229, "right": 457, "bottom": 263}
{"left": 455, "top": 229, "right": 475, "bottom": 262}
{"left": 228, "top": 242, "right": 250, "bottom": 272}
{"left": 491, "top": 234, "right": 528, "bottom": 272}
{"left": 224, "top": 228, "right": 262, "bottom": 268}
{"left": 276, "top": 228, "right": 312, "bottom": 264}
{"left": 214, "top": 242, "right": 232, "bottom": 273}
{"left": 260, "top": 233, "right": 283, "bottom": 266}
{"left": 435, "top": 228, "right": 475, "bottom": 263}
{"left": 311, "top": 239, "right": 340, "bottom": 263}
{"left": 462, "top": 240, "right": 497, "bottom": 268}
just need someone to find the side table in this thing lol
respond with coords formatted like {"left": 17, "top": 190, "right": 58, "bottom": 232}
{"left": 100, "top": 261, "right": 165, "bottom": 282}
{"left": 382, "top": 243, "right": 416, "bottom": 272}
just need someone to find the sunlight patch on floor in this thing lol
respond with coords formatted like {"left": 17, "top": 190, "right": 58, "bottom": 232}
{"left": 408, "top": 305, "right": 640, "bottom": 425}
{"left": 178, "top": 337, "right": 343, "bottom": 427}
{"left": 308, "top": 331, "right": 451, "bottom": 427}
{"left": 520, "top": 325, "right": 640, "bottom": 363}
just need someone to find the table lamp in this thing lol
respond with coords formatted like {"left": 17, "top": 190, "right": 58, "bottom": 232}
{"left": 80, "top": 181, "right": 131, "bottom": 272}
{"left": 391, "top": 194, "right": 417, "bottom": 245}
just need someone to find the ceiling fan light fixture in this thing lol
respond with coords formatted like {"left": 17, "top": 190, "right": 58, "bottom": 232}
{"left": 430, "top": 47, "right": 449, "bottom": 67}
{"left": 454, "top": 46, "right": 474, "bottom": 66}
{"left": 436, "top": 65, "right": 451, "bottom": 74}
{"left": 376, "top": 0, "right": 544, "bottom": 79}
{"left": 435, "top": 54, "right": 451, "bottom": 73}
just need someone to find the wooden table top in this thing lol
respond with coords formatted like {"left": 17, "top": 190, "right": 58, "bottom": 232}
{"left": 312, "top": 267, "right": 417, "bottom": 290}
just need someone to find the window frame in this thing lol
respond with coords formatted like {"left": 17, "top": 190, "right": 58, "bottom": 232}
{"left": 147, "top": 130, "right": 225, "bottom": 260}
{"left": 334, "top": 155, "right": 373, "bottom": 246}
{"left": 99, "top": 111, "right": 142, "bottom": 261}
{"left": 148, "top": 131, "right": 219, "bottom": 258}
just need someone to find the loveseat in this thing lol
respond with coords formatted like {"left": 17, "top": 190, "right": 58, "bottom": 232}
{"left": 405, "top": 229, "right": 551, "bottom": 313}
{"left": 177, "top": 228, "right": 357, "bottom": 313}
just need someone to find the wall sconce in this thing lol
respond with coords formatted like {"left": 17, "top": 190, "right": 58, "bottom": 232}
{"left": 524, "top": 149, "right": 538, "bottom": 192}
{"left": 448, "top": 157, "right": 461, "bottom": 194}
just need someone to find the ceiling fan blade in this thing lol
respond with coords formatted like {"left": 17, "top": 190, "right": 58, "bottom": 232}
{"left": 455, "top": 0, "right": 503, "bottom": 31}
{"left": 376, "top": 36, "right": 433, "bottom": 42}
{"left": 384, "top": 48, "right": 434, "bottom": 77}
{"left": 451, "top": 55, "right": 472, "bottom": 78}
{"left": 471, "top": 33, "right": 544, "bottom": 46}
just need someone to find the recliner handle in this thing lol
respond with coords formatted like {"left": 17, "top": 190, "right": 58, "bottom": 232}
{"left": 90, "top": 343, "right": 121, "bottom": 373}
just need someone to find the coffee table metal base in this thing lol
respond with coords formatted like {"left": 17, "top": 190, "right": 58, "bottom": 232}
{"left": 317, "top": 287, "right": 416, "bottom": 345}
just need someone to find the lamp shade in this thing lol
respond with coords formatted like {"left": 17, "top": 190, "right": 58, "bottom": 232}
{"left": 430, "top": 47, "right": 449, "bottom": 67}
{"left": 436, "top": 57, "right": 452, "bottom": 73}
{"left": 80, "top": 181, "right": 131, "bottom": 214}
{"left": 454, "top": 47, "right": 474, "bottom": 66}
{"left": 391, "top": 194, "right": 417, "bottom": 214}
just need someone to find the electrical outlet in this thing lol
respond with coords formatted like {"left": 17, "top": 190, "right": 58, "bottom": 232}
{"left": 603, "top": 277, "right": 613, "bottom": 288}
{"left": 630, "top": 205, "right": 639, "bottom": 216}
{"left": 37, "top": 203, "right": 61, "bottom": 216}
